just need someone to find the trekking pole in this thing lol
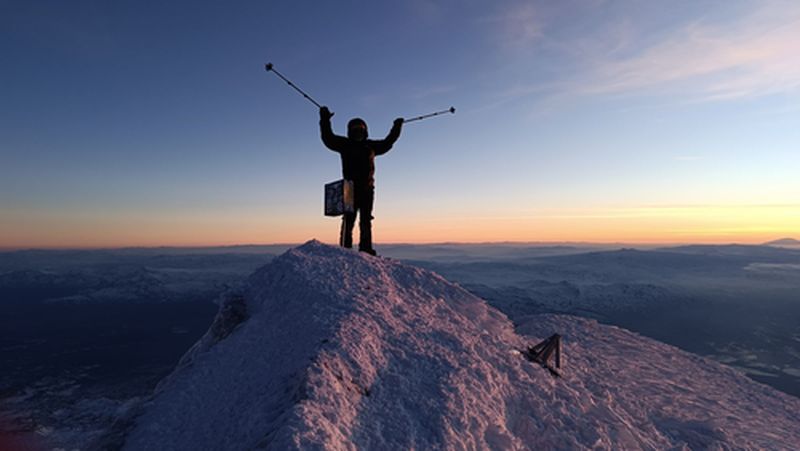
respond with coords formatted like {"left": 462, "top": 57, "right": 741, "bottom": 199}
{"left": 403, "top": 107, "right": 455, "bottom": 123}
{"left": 264, "top": 62, "right": 323, "bottom": 109}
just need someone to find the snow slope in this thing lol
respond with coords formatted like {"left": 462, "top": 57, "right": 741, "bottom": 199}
{"left": 113, "top": 241, "right": 800, "bottom": 450}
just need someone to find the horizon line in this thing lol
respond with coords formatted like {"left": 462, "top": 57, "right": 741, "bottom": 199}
{"left": 1, "top": 237, "right": 796, "bottom": 252}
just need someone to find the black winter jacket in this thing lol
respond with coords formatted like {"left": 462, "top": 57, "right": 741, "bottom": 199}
{"left": 320, "top": 118, "right": 401, "bottom": 187}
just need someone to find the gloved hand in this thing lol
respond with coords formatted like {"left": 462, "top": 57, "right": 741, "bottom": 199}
{"left": 393, "top": 118, "right": 404, "bottom": 127}
{"left": 320, "top": 106, "right": 334, "bottom": 120}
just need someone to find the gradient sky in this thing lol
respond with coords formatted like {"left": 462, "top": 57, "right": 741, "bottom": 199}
{"left": 2, "top": 0, "right": 799, "bottom": 248}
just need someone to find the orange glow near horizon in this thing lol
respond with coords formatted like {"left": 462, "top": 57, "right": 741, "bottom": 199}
{"left": 1, "top": 204, "right": 797, "bottom": 249}
{"left": 379, "top": 204, "right": 800, "bottom": 244}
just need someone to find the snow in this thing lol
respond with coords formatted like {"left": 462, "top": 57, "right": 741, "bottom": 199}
{"left": 115, "top": 240, "right": 800, "bottom": 450}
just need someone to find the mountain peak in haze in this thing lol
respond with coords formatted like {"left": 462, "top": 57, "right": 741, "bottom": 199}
{"left": 109, "top": 240, "right": 800, "bottom": 450}
{"left": 765, "top": 237, "right": 800, "bottom": 246}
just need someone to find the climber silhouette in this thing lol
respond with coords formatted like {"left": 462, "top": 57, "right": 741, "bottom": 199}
{"left": 319, "top": 106, "right": 403, "bottom": 255}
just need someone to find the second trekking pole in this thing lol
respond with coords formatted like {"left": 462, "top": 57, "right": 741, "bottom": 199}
{"left": 403, "top": 107, "right": 456, "bottom": 123}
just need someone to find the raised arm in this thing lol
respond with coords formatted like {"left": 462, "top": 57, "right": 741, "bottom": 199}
{"left": 372, "top": 118, "right": 404, "bottom": 156}
{"left": 319, "top": 106, "right": 348, "bottom": 152}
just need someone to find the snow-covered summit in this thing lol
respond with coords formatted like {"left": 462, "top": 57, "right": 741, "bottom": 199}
{"left": 114, "top": 240, "right": 800, "bottom": 450}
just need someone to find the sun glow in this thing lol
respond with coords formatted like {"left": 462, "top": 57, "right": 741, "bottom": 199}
{"left": 3, "top": 204, "right": 796, "bottom": 249}
{"left": 376, "top": 204, "right": 800, "bottom": 244}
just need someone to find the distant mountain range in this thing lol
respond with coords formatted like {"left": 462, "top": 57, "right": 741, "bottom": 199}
{"left": 765, "top": 238, "right": 800, "bottom": 246}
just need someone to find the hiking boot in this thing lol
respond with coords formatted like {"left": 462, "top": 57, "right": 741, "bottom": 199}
{"left": 359, "top": 248, "right": 377, "bottom": 256}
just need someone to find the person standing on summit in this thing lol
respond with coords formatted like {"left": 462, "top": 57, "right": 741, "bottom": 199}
{"left": 319, "top": 106, "right": 403, "bottom": 256}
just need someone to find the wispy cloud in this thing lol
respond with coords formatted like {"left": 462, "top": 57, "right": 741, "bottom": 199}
{"left": 579, "top": 7, "right": 800, "bottom": 100}
{"left": 485, "top": 2, "right": 544, "bottom": 50}
{"left": 492, "top": 1, "right": 800, "bottom": 104}
{"left": 532, "top": 203, "right": 800, "bottom": 221}
{"left": 411, "top": 84, "right": 458, "bottom": 100}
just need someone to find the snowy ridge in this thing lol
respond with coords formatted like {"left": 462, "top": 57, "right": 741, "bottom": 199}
{"left": 114, "top": 240, "right": 800, "bottom": 450}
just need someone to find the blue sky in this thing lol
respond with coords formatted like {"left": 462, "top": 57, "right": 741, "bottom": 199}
{"left": 1, "top": 0, "right": 798, "bottom": 247}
